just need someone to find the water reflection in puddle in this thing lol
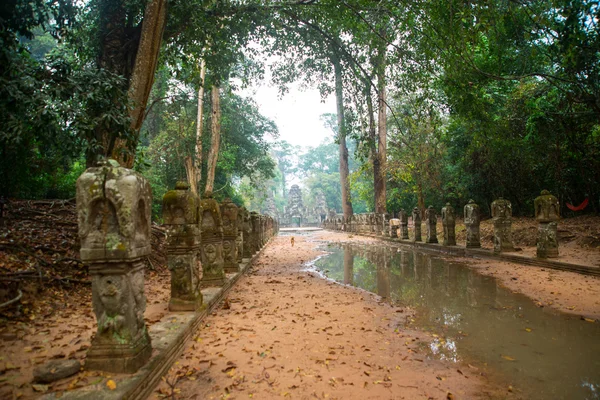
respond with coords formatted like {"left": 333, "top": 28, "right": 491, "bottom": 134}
{"left": 313, "top": 243, "right": 600, "bottom": 399}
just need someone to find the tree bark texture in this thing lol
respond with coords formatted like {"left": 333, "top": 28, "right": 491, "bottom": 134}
{"left": 186, "top": 59, "right": 207, "bottom": 196}
{"left": 109, "top": 0, "right": 167, "bottom": 168}
{"left": 375, "top": 46, "right": 387, "bottom": 214}
{"left": 332, "top": 51, "right": 353, "bottom": 219}
{"left": 366, "top": 86, "right": 379, "bottom": 212}
{"left": 205, "top": 85, "right": 221, "bottom": 195}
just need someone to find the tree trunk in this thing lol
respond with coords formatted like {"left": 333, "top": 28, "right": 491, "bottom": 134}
{"left": 332, "top": 51, "right": 353, "bottom": 219}
{"left": 186, "top": 59, "right": 207, "bottom": 196}
{"left": 205, "top": 85, "right": 221, "bottom": 195}
{"left": 375, "top": 48, "right": 387, "bottom": 214}
{"left": 366, "top": 86, "right": 378, "bottom": 212}
{"left": 110, "top": 0, "right": 167, "bottom": 168}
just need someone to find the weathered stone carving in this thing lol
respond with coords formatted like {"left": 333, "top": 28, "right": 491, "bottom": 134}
{"left": 286, "top": 185, "right": 304, "bottom": 227}
{"left": 534, "top": 190, "right": 560, "bottom": 258}
{"left": 399, "top": 209, "right": 409, "bottom": 239}
{"left": 491, "top": 197, "right": 514, "bottom": 253}
{"left": 76, "top": 159, "right": 152, "bottom": 373}
{"left": 250, "top": 212, "right": 260, "bottom": 253}
{"left": 425, "top": 206, "right": 438, "bottom": 244}
{"left": 412, "top": 207, "right": 422, "bottom": 242}
{"left": 382, "top": 213, "right": 390, "bottom": 236}
{"left": 163, "top": 182, "right": 203, "bottom": 311}
{"left": 242, "top": 208, "right": 253, "bottom": 259}
{"left": 389, "top": 218, "right": 400, "bottom": 238}
{"left": 441, "top": 203, "right": 456, "bottom": 246}
{"left": 220, "top": 198, "right": 239, "bottom": 273}
{"left": 236, "top": 207, "right": 245, "bottom": 263}
{"left": 199, "top": 192, "right": 226, "bottom": 287}
{"left": 464, "top": 200, "right": 481, "bottom": 248}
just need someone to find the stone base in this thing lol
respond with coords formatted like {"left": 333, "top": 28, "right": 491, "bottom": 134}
{"left": 466, "top": 242, "right": 481, "bottom": 248}
{"left": 224, "top": 263, "right": 239, "bottom": 273}
{"left": 169, "top": 296, "right": 204, "bottom": 312}
{"left": 85, "top": 330, "right": 152, "bottom": 374}
{"left": 198, "top": 277, "right": 226, "bottom": 288}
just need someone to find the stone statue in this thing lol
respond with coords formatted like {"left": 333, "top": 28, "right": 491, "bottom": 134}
{"left": 199, "top": 191, "right": 226, "bottom": 287}
{"left": 412, "top": 207, "right": 422, "bottom": 242}
{"left": 287, "top": 185, "right": 304, "bottom": 227}
{"left": 76, "top": 159, "right": 152, "bottom": 373}
{"left": 425, "top": 206, "right": 438, "bottom": 244}
{"left": 242, "top": 208, "right": 253, "bottom": 259}
{"left": 534, "top": 190, "right": 560, "bottom": 258}
{"left": 389, "top": 218, "right": 400, "bottom": 238}
{"left": 464, "top": 200, "right": 481, "bottom": 248}
{"left": 220, "top": 198, "right": 239, "bottom": 273}
{"left": 398, "top": 209, "right": 409, "bottom": 239}
{"left": 236, "top": 207, "right": 245, "bottom": 263}
{"left": 441, "top": 203, "right": 456, "bottom": 246}
{"left": 382, "top": 213, "right": 390, "bottom": 236}
{"left": 491, "top": 197, "right": 514, "bottom": 253}
{"left": 163, "top": 182, "right": 203, "bottom": 311}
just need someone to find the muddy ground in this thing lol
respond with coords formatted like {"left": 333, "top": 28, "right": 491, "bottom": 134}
{"left": 152, "top": 233, "right": 508, "bottom": 400}
{"left": 1, "top": 201, "right": 599, "bottom": 398}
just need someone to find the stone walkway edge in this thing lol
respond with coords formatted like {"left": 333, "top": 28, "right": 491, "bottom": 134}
{"left": 337, "top": 230, "right": 600, "bottom": 277}
{"left": 41, "top": 240, "right": 272, "bottom": 400}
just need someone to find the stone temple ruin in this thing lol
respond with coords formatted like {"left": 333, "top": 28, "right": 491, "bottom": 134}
{"left": 323, "top": 191, "right": 562, "bottom": 260}
{"left": 281, "top": 186, "right": 329, "bottom": 227}
{"left": 76, "top": 159, "right": 278, "bottom": 376}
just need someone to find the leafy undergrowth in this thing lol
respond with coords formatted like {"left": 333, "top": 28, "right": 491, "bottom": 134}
{"left": 0, "top": 199, "right": 170, "bottom": 399}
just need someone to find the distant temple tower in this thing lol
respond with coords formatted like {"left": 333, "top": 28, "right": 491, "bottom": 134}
{"left": 286, "top": 184, "right": 304, "bottom": 227}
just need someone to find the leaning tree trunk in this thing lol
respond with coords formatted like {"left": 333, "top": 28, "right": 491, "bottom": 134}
{"left": 332, "top": 50, "right": 353, "bottom": 219}
{"left": 205, "top": 85, "right": 221, "bottom": 195}
{"left": 110, "top": 0, "right": 167, "bottom": 168}
{"left": 185, "top": 59, "right": 207, "bottom": 196}
{"left": 374, "top": 47, "right": 387, "bottom": 214}
{"left": 366, "top": 85, "right": 379, "bottom": 212}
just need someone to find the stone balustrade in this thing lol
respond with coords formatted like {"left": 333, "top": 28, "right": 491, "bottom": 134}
{"left": 76, "top": 159, "right": 277, "bottom": 375}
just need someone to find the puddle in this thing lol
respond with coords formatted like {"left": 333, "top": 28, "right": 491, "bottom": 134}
{"left": 313, "top": 242, "right": 600, "bottom": 399}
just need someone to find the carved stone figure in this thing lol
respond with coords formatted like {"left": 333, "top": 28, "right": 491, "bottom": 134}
{"left": 163, "top": 182, "right": 203, "bottom": 311}
{"left": 412, "top": 207, "right": 422, "bottom": 242}
{"left": 76, "top": 159, "right": 152, "bottom": 373}
{"left": 389, "top": 218, "right": 400, "bottom": 238}
{"left": 242, "top": 208, "right": 253, "bottom": 259}
{"left": 491, "top": 197, "right": 514, "bottom": 253}
{"left": 534, "top": 190, "right": 560, "bottom": 258}
{"left": 250, "top": 212, "right": 261, "bottom": 253}
{"left": 382, "top": 213, "right": 390, "bottom": 236}
{"left": 441, "top": 203, "right": 456, "bottom": 246}
{"left": 199, "top": 192, "right": 226, "bottom": 287}
{"left": 425, "top": 206, "right": 438, "bottom": 244}
{"left": 236, "top": 207, "right": 245, "bottom": 263}
{"left": 399, "top": 209, "right": 409, "bottom": 239}
{"left": 220, "top": 198, "right": 239, "bottom": 273}
{"left": 464, "top": 200, "right": 481, "bottom": 248}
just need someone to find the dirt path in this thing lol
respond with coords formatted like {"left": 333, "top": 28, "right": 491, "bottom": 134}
{"left": 152, "top": 234, "right": 506, "bottom": 400}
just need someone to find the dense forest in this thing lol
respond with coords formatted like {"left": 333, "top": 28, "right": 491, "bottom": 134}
{"left": 1, "top": 0, "right": 599, "bottom": 217}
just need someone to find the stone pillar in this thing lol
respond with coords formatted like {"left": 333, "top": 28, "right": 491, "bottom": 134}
{"left": 491, "top": 197, "right": 514, "bottom": 253}
{"left": 534, "top": 190, "right": 560, "bottom": 258}
{"left": 464, "top": 200, "right": 481, "bottom": 248}
{"left": 199, "top": 192, "right": 226, "bottom": 287}
{"left": 220, "top": 198, "right": 239, "bottom": 273}
{"left": 389, "top": 218, "right": 400, "bottom": 238}
{"left": 425, "top": 206, "right": 438, "bottom": 244}
{"left": 236, "top": 208, "right": 245, "bottom": 264}
{"left": 163, "top": 182, "right": 203, "bottom": 311}
{"left": 441, "top": 203, "right": 456, "bottom": 246}
{"left": 250, "top": 212, "right": 260, "bottom": 253}
{"left": 399, "top": 209, "right": 409, "bottom": 239}
{"left": 412, "top": 207, "right": 422, "bottom": 242}
{"left": 76, "top": 159, "right": 152, "bottom": 373}
{"left": 382, "top": 213, "right": 390, "bottom": 236}
{"left": 242, "top": 209, "right": 252, "bottom": 259}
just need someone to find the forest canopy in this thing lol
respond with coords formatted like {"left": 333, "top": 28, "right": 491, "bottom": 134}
{"left": 1, "top": 0, "right": 598, "bottom": 216}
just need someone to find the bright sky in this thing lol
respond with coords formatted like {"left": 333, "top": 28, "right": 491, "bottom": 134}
{"left": 243, "top": 81, "right": 337, "bottom": 149}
